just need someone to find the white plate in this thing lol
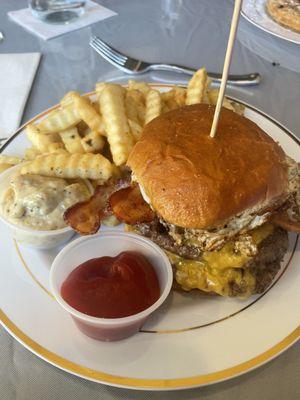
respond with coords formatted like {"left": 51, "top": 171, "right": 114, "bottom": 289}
{"left": 242, "top": 0, "right": 300, "bottom": 45}
{"left": 0, "top": 86, "right": 299, "bottom": 390}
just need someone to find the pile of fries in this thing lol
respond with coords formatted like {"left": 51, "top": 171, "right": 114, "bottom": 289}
{"left": 0, "top": 68, "right": 244, "bottom": 184}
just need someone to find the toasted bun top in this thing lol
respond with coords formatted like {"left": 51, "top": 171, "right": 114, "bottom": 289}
{"left": 127, "top": 104, "right": 288, "bottom": 229}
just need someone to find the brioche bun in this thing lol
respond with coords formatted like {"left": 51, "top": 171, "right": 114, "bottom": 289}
{"left": 127, "top": 104, "right": 288, "bottom": 229}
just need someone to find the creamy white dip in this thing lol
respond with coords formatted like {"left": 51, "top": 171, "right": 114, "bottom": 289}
{"left": 1, "top": 174, "right": 90, "bottom": 230}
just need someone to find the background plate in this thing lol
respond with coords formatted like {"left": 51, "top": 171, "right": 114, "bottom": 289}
{"left": 242, "top": 0, "right": 300, "bottom": 45}
{"left": 0, "top": 86, "right": 299, "bottom": 390}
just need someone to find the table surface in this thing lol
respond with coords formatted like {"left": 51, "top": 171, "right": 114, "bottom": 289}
{"left": 0, "top": 0, "right": 299, "bottom": 399}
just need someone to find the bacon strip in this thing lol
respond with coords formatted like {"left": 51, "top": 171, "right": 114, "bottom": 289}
{"left": 64, "top": 176, "right": 131, "bottom": 235}
{"left": 272, "top": 211, "right": 300, "bottom": 233}
{"left": 109, "top": 184, "right": 154, "bottom": 224}
{"left": 270, "top": 191, "right": 300, "bottom": 233}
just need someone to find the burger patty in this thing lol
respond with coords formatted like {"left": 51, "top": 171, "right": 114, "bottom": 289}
{"left": 134, "top": 220, "right": 289, "bottom": 296}
{"left": 135, "top": 218, "right": 203, "bottom": 259}
{"left": 233, "top": 227, "right": 288, "bottom": 295}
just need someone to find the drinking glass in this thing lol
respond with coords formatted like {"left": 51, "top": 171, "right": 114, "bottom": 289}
{"left": 29, "top": 0, "right": 86, "bottom": 24}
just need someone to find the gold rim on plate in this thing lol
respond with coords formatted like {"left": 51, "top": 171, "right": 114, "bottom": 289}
{"left": 0, "top": 308, "right": 299, "bottom": 389}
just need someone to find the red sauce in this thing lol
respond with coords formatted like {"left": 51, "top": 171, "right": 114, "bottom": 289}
{"left": 61, "top": 251, "right": 160, "bottom": 318}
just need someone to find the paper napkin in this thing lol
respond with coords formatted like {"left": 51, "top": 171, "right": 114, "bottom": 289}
{"left": 0, "top": 53, "right": 41, "bottom": 139}
{"left": 8, "top": 1, "right": 117, "bottom": 41}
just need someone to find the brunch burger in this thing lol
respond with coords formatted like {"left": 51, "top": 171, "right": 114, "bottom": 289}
{"left": 126, "top": 104, "right": 300, "bottom": 298}
{"left": 66, "top": 104, "right": 300, "bottom": 298}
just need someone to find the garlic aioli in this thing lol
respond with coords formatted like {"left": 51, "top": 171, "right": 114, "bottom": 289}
{"left": 1, "top": 174, "right": 90, "bottom": 230}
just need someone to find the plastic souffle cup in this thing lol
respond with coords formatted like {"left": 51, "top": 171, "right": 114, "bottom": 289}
{"left": 0, "top": 163, "right": 93, "bottom": 249}
{"left": 50, "top": 231, "right": 173, "bottom": 341}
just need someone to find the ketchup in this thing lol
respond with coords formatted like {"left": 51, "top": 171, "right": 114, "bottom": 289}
{"left": 61, "top": 252, "right": 160, "bottom": 318}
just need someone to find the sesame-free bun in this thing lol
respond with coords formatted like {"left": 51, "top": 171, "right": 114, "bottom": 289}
{"left": 127, "top": 104, "right": 288, "bottom": 229}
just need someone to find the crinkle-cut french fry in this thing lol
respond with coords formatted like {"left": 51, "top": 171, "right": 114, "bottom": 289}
{"left": 59, "top": 127, "right": 85, "bottom": 154}
{"left": 26, "top": 124, "right": 61, "bottom": 152}
{"left": 60, "top": 91, "right": 79, "bottom": 107}
{"left": 207, "top": 88, "right": 221, "bottom": 105}
{"left": 162, "top": 103, "right": 171, "bottom": 114}
{"left": 24, "top": 147, "right": 41, "bottom": 160}
{"left": 173, "top": 87, "right": 187, "bottom": 107}
{"left": 0, "top": 163, "right": 13, "bottom": 173}
{"left": 125, "top": 92, "right": 143, "bottom": 140}
{"left": 64, "top": 91, "right": 106, "bottom": 135}
{"left": 231, "top": 102, "right": 245, "bottom": 116}
{"left": 36, "top": 104, "right": 81, "bottom": 133}
{"left": 161, "top": 90, "right": 175, "bottom": 102}
{"left": 91, "top": 101, "right": 100, "bottom": 113}
{"left": 48, "top": 142, "right": 65, "bottom": 153}
{"left": 97, "top": 82, "right": 126, "bottom": 98}
{"left": 128, "top": 119, "right": 143, "bottom": 141}
{"left": 137, "top": 105, "right": 146, "bottom": 126}
{"left": 0, "top": 155, "right": 22, "bottom": 165}
{"left": 128, "top": 80, "right": 150, "bottom": 95}
{"left": 161, "top": 87, "right": 187, "bottom": 109}
{"left": 21, "top": 153, "right": 113, "bottom": 182}
{"left": 125, "top": 92, "right": 139, "bottom": 124}
{"left": 161, "top": 91, "right": 178, "bottom": 113}
{"left": 81, "top": 129, "right": 105, "bottom": 153}
{"left": 162, "top": 91, "right": 175, "bottom": 112}
{"left": 145, "top": 89, "right": 162, "bottom": 124}
{"left": 167, "top": 98, "right": 178, "bottom": 111}
{"left": 201, "top": 76, "right": 212, "bottom": 105}
{"left": 48, "top": 149, "right": 69, "bottom": 156}
{"left": 75, "top": 97, "right": 106, "bottom": 134}
{"left": 92, "top": 165, "right": 121, "bottom": 187}
{"left": 127, "top": 88, "right": 144, "bottom": 103}
{"left": 208, "top": 88, "right": 234, "bottom": 110}
{"left": 126, "top": 89, "right": 145, "bottom": 126}
{"left": 95, "top": 82, "right": 106, "bottom": 95}
{"left": 208, "top": 89, "right": 244, "bottom": 115}
{"left": 99, "top": 84, "right": 135, "bottom": 166}
{"left": 186, "top": 67, "right": 208, "bottom": 105}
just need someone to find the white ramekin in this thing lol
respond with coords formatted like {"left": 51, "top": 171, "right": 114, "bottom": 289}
{"left": 0, "top": 163, "right": 93, "bottom": 249}
{"left": 50, "top": 231, "right": 173, "bottom": 341}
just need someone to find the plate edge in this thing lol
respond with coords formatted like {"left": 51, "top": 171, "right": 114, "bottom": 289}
{"left": 241, "top": 1, "right": 300, "bottom": 45}
{"left": 0, "top": 309, "right": 299, "bottom": 390}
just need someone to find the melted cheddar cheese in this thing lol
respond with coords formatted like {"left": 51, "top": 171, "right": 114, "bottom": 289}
{"left": 126, "top": 223, "right": 274, "bottom": 298}
{"left": 167, "top": 224, "right": 274, "bottom": 298}
{"left": 203, "top": 223, "right": 274, "bottom": 270}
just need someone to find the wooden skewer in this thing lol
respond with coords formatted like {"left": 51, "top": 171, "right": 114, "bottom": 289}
{"left": 210, "top": 0, "right": 243, "bottom": 138}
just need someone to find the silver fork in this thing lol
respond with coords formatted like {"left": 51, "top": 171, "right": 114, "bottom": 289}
{"left": 90, "top": 35, "right": 261, "bottom": 86}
